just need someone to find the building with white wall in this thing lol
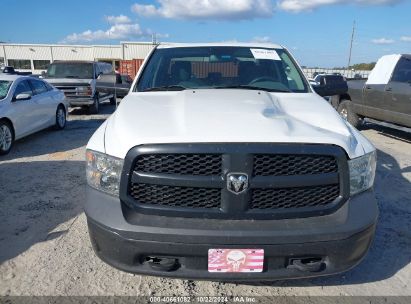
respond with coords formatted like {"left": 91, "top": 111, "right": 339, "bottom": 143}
{"left": 0, "top": 41, "right": 156, "bottom": 74}
{"left": 0, "top": 41, "right": 370, "bottom": 79}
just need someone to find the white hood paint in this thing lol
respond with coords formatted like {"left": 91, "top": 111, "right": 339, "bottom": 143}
{"left": 96, "top": 90, "right": 371, "bottom": 159}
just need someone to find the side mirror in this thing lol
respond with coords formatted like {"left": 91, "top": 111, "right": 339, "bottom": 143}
{"left": 116, "top": 74, "right": 122, "bottom": 84}
{"left": 13, "top": 93, "right": 32, "bottom": 101}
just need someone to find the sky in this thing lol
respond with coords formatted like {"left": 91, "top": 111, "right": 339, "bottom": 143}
{"left": 1, "top": 0, "right": 411, "bottom": 67}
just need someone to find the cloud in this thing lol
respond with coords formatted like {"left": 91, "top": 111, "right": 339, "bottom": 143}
{"left": 131, "top": 0, "right": 403, "bottom": 20}
{"left": 400, "top": 36, "right": 411, "bottom": 42}
{"left": 105, "top": 15, "right": 131, "bottom": 24}
{"left": 132, "top": 0, "right": 274, "bottom": 20}
{"left": 251, "top": 36, "right": 272, "bottom": 43}
{"left": 278, "top": 0, "right": 402, "bottom": 12}
{"left": 61, "top": 23, "right": 152, "bottom": 43}
{"left": 221, "top": 39, "right": 240, "bottom": 43}
{"left": 371, "top": 38, "right": 395, "bottom": 44}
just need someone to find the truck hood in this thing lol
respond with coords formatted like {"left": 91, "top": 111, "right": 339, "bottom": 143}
{"left": 103, "top": 90, "right": 371, "bottom": 159}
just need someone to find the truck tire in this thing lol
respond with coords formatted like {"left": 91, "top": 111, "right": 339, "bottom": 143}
{"left": 0, "top": 120, "right": 14, "bottom": 155}
{"left": 89, "top": 94, "right": 100, "bottom": 115}
{"left": 338, "top": 100, "right": 362, "bottom": 129}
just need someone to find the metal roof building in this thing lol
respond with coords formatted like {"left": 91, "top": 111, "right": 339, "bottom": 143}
{"left": 0, "top": 41, "right": 371, "bottom": 79}
{"left": 0, "top": 41, "right": 156, "bottom": 73}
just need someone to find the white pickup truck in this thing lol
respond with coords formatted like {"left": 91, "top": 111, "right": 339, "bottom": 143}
{"left": 85, "top": 43, "right": 378, "bottom": 280}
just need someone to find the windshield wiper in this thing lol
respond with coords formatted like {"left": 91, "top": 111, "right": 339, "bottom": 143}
{"left": 214, "top": 85, "right": 291, "bottom": 93}
{"left": 143, "top": 85, "right": 187, "bottom": 92}
{"left": 66, "top": 76, "right": 79, "bottom": 78}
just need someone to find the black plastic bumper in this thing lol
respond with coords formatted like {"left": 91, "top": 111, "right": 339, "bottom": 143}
{"left": 85, "top": 187, "right": 378, "bottom": 281}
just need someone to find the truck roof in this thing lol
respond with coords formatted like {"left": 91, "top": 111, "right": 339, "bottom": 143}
{"left": 0, "top": 74, "right": 30, "bottom": 81}
{"left": 157, "top": 42, "right": 284, "bottom": 49}
{"left": 52, "top": 60, "right": 96, "bottom": 64}
{"left": 366, "top": 54, "right": 405, "bottom": 85}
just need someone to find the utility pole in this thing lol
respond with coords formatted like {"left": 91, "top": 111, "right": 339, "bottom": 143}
{"left": 2, "top": 43, "right": 7, "bottom": 66}
{"left": 347, "top": 20, "right": 356, "bottom": 69}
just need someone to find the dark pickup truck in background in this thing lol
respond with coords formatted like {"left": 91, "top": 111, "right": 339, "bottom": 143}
{"left": 331, "top": 54, "right": 411, "bottom": 129}
{"left": 96, "top": 73, "right": 132, "bottom": 101}
{"left": 1, "top": 66, "right": 32, "bottom": 76}
{"left": 311, "top": 74, "right": 348, "bottom": 98}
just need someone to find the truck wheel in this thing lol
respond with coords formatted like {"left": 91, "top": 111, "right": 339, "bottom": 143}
{"left": 109, "top": 96, "right": 116, "bottom": 105}
{"left": 338, "top": 100, "right": 362, "bottom": 128}
{"left": 89, "top": 94, "right": 100, "bottom": 114}
{"left": 54, "top": 105, "right": 67, "bottom": 130}
{"left": 0, "top": 120, "right": 14, "bottom": 155}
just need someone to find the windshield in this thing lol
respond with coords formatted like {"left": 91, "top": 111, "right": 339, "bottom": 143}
{"left": 0, "top": 80, "right": 12, "bottom": 100}
{"left": 46, "top": 63, "right": 94, "bottom": 79}
{"left": 136, "top": 47, "right": 309, "bottom": 93}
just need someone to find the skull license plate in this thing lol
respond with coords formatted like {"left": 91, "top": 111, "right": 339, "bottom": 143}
{"left": 208, "top": 249, "right": 264, "bottom": 273}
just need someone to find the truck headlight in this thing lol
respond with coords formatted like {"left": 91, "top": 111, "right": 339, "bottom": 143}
{"left": 86, "top": 149, "right": 123, "bottom": 196}
{"left": 77, "top": 86, "right": 92, "bottom": 96}
{"left": 348, "top": 151, "right": 376, "bottom": 196}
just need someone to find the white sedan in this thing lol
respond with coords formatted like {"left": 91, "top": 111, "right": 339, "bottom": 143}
{"left": 0, "top": 74, "right": 68, "bottom": 155}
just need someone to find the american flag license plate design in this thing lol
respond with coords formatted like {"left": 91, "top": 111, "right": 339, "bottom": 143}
{"left": 208, "top": 249, "right": 264, "bottom": 273}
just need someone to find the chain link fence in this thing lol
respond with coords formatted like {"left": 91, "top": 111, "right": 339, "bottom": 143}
{"left": 302, "top": 68, "right": 371, "bottom": 79}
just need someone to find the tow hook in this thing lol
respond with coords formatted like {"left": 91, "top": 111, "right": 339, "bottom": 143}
{"left": 144, "top": 256, "right": 180, "bottom": 272}
{"left": 287, "top": 257, "right": 325, "bottom": 273}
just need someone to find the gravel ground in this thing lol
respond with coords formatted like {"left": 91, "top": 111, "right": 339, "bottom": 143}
{"left": 0, "top": 103, "right": 410, "bottom": 297}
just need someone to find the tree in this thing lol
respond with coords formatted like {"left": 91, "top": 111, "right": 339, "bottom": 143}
{"left": 349, "top": 62, "right": 376, "bottom": 71}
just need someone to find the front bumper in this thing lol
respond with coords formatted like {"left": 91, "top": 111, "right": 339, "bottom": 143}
{"left": 85, "top": 187, "right": 378, "bottom": 281}
{"left": 65, "top": 96, "right": 94, "bottom": 106}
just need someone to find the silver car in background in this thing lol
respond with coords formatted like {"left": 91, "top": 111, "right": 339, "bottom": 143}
{"left": 0, "top": 75, "right": 68, "bottom": 155}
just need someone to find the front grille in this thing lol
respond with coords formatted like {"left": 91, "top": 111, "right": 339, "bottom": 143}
{"left": 130, "top": 184, "right": 221, "bottom": 209}
{"left": 55, "top": 87, "right": 78, "bottom": 94}
{"left": 123, "top": 144, "right": 348, "bottom": 220}
{"left": 253, "top": 154, "right": 338, "bottom": 176}
{"left": 134, "top": 154, "right": 222, "bottom": 175}
{"left": 251, "top": 185, "right": 340, "bottom": 210}
{"left": 56, "top": 86, "right": 76, "bottom": 91}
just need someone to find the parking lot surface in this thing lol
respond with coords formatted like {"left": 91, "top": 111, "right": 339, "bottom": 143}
{"left": 0, "top": 103, "right": 410, "bottom": 296}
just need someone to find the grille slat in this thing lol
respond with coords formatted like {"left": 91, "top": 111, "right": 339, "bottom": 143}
{"left": 134, "top": 154, "right": 222, "bottom": 176}
{"left": 253, "top": 154, "right": 338, "bottom": 176}
{"left": 130, "top": 184, "right": 221, "bottom": 209}
{"left": 251, "top": 185, "right": 340, "bottom": 210}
